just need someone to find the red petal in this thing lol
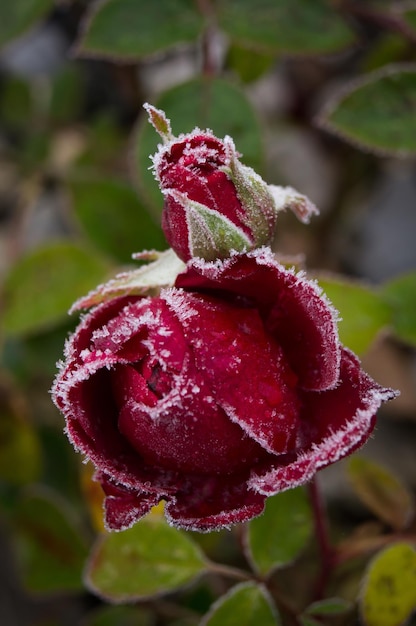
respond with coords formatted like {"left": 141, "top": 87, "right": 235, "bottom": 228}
{"left": 98, "top": 473, "right": 162, "bottom": 531}
{"left": 176, "top": 249, "right": 341, "bottom": 391}
{"left": 165, "top": 477, "right": 266, "bottom": 532}
{"left": 173, "top": 291, "right": 300, "bottom": 455}
{"left": 249, "top": 349, "right": 398, "bottom": 495}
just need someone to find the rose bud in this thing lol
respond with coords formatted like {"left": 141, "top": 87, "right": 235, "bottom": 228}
{"left": 52, "top": 248, "right": 397, "bottom": 533}
{"left": 145, "top": 104, "right": 318, "bottom": 262}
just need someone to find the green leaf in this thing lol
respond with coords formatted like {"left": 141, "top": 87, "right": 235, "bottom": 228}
{"left": 246, "top": 487, "right": 312, "bottom": 575}
{"left": 1, "top": 242, "right": 111, "bottom": 336}
{"left": 201, "top": 582, "right": 280, "bottom": 626}
{"left": 84, "top": 605, "right": 153, "bottom": 626}
{"left": 382, "top": 272, "right": 416, "bottom": 346}
{"left": 318, "top": 276, "right": 391, "bottom": 355}
{"left": 347, "top": 457, "right": 414, "bottom": 530}
{"left": 0, "top": 0, "right": 54, "bottom": 49}
{"left": 216, "top": 0, "right": 354, "bottom": 55}
{"left": 77, "top": 0, "right": 204, "bottom": 60}
{"left": 85, "top": 516, "right": 207, "bottom": 602}
{"left": 13, "top": 488, "right": 88, "bottom": 593}
{"left": 318, "top": 64, "right": 416, "bottom": 156}
{"left": 134, "top": 77, "right": 263, "bottom": 215}
{"left": 49, "top": 64, "right": 85, "bottom": 124}
{"left": 69, "top": 176, "right": 165, "bottom": 264}
{"left": 360, "top": 542, "right": 416, "bottom": 626}
{"left": 226, "top": 44, "right": 275, "bottom": 83}
{"left": 304, "top": 597, "right": 352, "bottom": 616}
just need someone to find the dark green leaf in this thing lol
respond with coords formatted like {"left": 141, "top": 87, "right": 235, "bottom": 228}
{"left": 382, "top": 272, "right": 416, "bottom": 346}
{"left": 49, "top": 65, "right": 85, "bottom": 124}
{"left": 0, "top": 0, "right": 53, "bottom": 49}
{"left": 347, "top": 457, "right": 414, "bottom": 530}
{"left": 362, "top": 34, "right": 410, "bottom": 73}
{"left": 85, "top": 516, "right": 207, "bottom": 601}
{"left": 77, "top": 0, "right": 204, "bottom": 60}
{"left": 318, "top": 64, "right": 416, "bottom": 156}
{"left": 69, "top": 176, "right": 165, "bottom": 263}
{"left": 227, "top": 44, "right": 275, "bottom": 83}
{"left": 318, "top": 276, "right": 391, "bottom": 355}
{"left": 84, "top": 605, "right": 153, "bottom": 626}
{"left": 216, "top": 0, "right": 354, "bottom": 55}
{"left": 201, "top": 582, "right": 280, "bottom": 626}
{"left": 304, "top": 597, "right": 352, "bottom": 616}
{"left": 134, "top": 78, "right": 263, "bottom": 215}
{"left": 1, "top": 241, "right": 111, "bottom": 336}
{"left": 246, "top": 487, "right": 312, "bottom": 575}
{"left": 13, "top": 488, "right": 88, "bottom": 593}
{"left": 360, "top": 542, "right": 416, "bottom": 626}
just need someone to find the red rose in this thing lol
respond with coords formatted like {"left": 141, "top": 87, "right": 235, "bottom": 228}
{"left": 52, "top": 248, "right": 396, "bottom": 532}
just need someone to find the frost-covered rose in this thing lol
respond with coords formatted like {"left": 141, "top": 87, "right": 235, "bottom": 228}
{"left": 52, "top": 248, "right": 396, "bottom": 532}
{"left": 146, "top": 104, "right": 317, "bottom": 262}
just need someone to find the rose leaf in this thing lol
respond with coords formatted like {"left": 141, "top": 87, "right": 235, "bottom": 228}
{"left": 245, "top": 487, "right": 312, "bottom": 576}
{"left": 83, "top": 605, "right": 152, "bottom": 626}
{"left": 0, "top": 0, "right": 53, "bottom": 49}
{"left": 85, "top": 516, "right": 207, "bottom": 602}
{"left": 215, "top": 0, "right": 354, "bottom": 55}
{"left": 200, "top": 582, "right": 280, "bottom": 626}
{"left": 68, "top": 176, "right": 165, "bottom": 264}
{"left": 317, "top": 276, "right": 391, "bottom": 355}
{"left": 76, "top": 0, "right": 204, "bottom": 61}
{"left": 347, "top": 457, "right": 414, "bottom": 531}
{"left": 1, "top": 242, "right": 111, "bottom": 336}
{"left": 12, "top": 488, "right": 89, "bottom": 593}
{"left": 303, "top": 597, "right": 353, "bottom": 617}
{"left": 317, "top": 64, "right": 416, "bottom": 156}
{"left": 381, "top": 271, "right": 416, "bottom": 347}
{"left": 360, "top": 542, "right": 416, "bottom": 626}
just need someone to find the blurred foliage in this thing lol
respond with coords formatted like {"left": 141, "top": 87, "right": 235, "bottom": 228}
{"left": 0, "top": 1, "right": 416, "bottom": 625}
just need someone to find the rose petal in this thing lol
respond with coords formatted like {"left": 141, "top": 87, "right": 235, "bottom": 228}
{"left": 249, "top": 349, "right": 398, "bottom": 495}
{"left": 176, "top": 248, "right": 341, "bottom": 391}
{"left": 98, "top": 472, "right": 162, "bottom": 531}
{"left": 115, "top": 361, "right": 268, "bottom": 475}
{"left": 169, "top": 290, "right": 300, "bottom": 455}
{"left": 165, "top": 478, "right": 266, "bottom": 532}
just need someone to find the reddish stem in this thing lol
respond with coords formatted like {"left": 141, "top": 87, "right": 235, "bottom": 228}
{"left": 307, "top": 476, "right": 335, "bottom": 599}
{"left": 196, "top": 0, "right": 218, "bottom": 77}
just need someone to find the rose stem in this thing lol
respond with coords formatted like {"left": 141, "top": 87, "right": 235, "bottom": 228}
{"left": 196, "top": 0, "right": 217, "bottom": 77}
{"left": 307, "top": 475, "right": 334, "bottom": 599}
{"left": 205, "top": 560, "right": 252, "bottom": 581}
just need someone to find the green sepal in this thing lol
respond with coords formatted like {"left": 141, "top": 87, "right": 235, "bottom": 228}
{"left": 166, "top": 189, "right": 253, "bottom": 261}
{"left": 72, "top": 248, "right": 185, "bottom": 311}
{"left": 224, "top": 141, "right": 278, "bottom": 245}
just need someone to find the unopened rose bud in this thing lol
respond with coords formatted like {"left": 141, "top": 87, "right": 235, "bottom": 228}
{"left": 145, "top": 104, "right": 282, "bottom": 262}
